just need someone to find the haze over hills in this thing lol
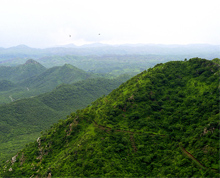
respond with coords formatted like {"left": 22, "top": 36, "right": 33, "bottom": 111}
{"left": 0, "top": 58, "right": 219, "bottom": 177}
{"left": 0, "top": 44, "right": 219, "bottom": 65}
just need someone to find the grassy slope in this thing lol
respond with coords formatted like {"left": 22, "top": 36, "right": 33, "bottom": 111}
{"left": 0, "top": 58, "right": 219, "bottom": 177}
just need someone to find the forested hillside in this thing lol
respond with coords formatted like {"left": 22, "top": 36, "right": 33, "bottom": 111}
{"left": 0, "top": 75, "right": 130, "bottom": 161}
{"left": 1, "top": 58, "right": 219, "bottom": 177}
{"left": 0, "top": 60, "right": 105, "bottom": 104}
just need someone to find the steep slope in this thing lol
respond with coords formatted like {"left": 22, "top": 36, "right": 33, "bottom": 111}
{"left": 0, "top": 58, "right": 219, "bottom": 177}
{"left": 0, "top": 75, "right": 130, "bottom": 161}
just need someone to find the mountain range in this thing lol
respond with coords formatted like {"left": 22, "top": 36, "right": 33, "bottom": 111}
{"left": 0, "top": 44, "right": 219, "bottom": 63}
{"left": 0, "top": 59, "right": 108, "bottom": 104}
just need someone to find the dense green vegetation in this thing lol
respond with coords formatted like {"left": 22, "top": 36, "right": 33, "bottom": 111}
{"left": 1, "top": 58, "right": 219, "bottom": 177}
{"left": 0, "top": 60, "right": 111, "bottom": 104}
{"left": 0, "top": 75, "right": 130, "bottom": 161}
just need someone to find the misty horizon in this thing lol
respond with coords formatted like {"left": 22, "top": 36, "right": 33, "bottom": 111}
{"left": 1, "top": 42, "right": 220, "bottom": 50}
{"left": 0, "top": 0, "right": 219, "bottom": 48}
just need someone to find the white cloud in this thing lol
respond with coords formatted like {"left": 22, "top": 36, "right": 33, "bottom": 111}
{"left": 0, "top": 0, "right": 219, "bottom": 47}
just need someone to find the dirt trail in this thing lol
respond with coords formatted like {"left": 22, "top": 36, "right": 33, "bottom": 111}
{"left": 9, "top": 95, "right": 14, "bottom": 102}
{"left": 129, "top": 135, "right": 137, "bottom": 152}
{"left": 93, "top": 121, "right": 165, "bottom": 136}
{"left": 179, "top": 145, "right": 218, "bottom": 172}
{"left": 93, "top": 121, "right": 167, "bottom": 152}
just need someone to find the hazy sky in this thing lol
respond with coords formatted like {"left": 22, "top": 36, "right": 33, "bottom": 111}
{"left": 0, "top": 0, "right": 220, "bottom": 48}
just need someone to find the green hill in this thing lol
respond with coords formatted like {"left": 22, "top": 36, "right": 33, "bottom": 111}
{"left": 20, "top": 64, "right": 88, "bottom": 87}
{"left": 0, "top": 75, "right": 130, "bottom": 162}
{"left": 0, "top": 59, "right": 46, "bottom": 82}
{"left": 0, "top": 58, "right": 219, "bottom": 177}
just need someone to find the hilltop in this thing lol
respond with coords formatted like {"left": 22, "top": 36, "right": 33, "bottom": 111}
{"left": 0, "top": 58, "right": 219, "bottom": 177}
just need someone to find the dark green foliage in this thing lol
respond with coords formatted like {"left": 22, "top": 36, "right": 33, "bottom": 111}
{"left": 0, "top": 58, "right": 219, "bottom": 177}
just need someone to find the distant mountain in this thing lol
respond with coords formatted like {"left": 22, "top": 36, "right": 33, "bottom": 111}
{"left": 7, "top": 44, "right": 31, "bottom": 50}
{"left": 1, "top": 58, "right": 219, "bottom": 177}
{"left": 19, "top": 63, "right": 96, "bottom": 93}
{"left": 0, "top": 59, "right": 46, "bottom": 82}
{"left": 0, "top": 61, "right": 106, "bottom": 104}
{"left": 0, "top": 75, "right": 130, "bottom": 161}
{"left": 0, "top": 44, "right": 219, "bottom": 63}
{"left": 36, "top": 55, "right": 161, "bottom": 74}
